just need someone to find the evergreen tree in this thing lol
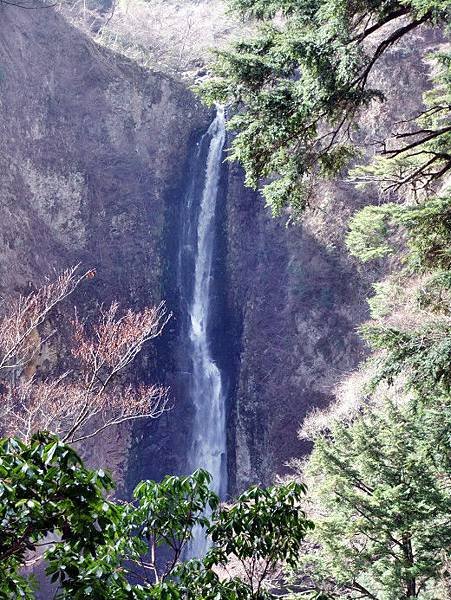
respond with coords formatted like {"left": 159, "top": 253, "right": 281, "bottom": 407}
{"left": 198, "top": 0, "right": 449, "bottom": 217}
{"left": 297, "top": 398, "right": 451, "bottom": 599}
{"left": 197, "top": 3, "right": 451, "bottom": 598}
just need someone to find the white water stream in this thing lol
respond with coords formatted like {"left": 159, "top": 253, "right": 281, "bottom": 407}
{"left": 185, "top": 108, "right": 227, "bottom": 557}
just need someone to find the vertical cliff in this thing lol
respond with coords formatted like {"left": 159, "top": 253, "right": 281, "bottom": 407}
{"left": 224, "top": 164, "right": 370, "bottom": 491}
{"left": 0, "top": 4, "right": 210, "bottom": 482}
{"left": 0, "top": 4, "right": 442, "bottom": 501}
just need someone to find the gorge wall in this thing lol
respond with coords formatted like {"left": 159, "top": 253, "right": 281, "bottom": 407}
{"left": 0, "top": 3, "right": 210, "bottom": 484}
{"left": 0, "top": 5, "right": 440, "bottom": 498}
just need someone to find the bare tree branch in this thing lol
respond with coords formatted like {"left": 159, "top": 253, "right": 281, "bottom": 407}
{"left": 0, "top": 268, "right": 171, "bottom": 445}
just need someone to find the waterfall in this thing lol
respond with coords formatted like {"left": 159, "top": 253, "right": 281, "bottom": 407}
{"left": 180, "top": 108, "right": 227, "bottom": 557}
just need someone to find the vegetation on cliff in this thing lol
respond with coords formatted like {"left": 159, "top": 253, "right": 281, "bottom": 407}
{"left": 0, "top": 268, "right": 170, "bottom": 445}
{"left": 198, "top": 0, "right": 450, "bottom": 597}
{"left": 63, "top": 0, "right": 245, "bottom": 79}
{"left": 198, "top": 0, "right": 450, "bottom": 218}
{"left": 294, "top": 397, "right": 451, "bottom": 598}
{"left": 0, "top": 0, "right": 449, "bottom": 598}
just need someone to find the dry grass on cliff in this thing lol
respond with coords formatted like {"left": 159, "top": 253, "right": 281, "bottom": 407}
{"left": 298, "top": 364, "right": 417, "bottom": 442}
{"left": 62, "top": 0, "right": 249, "bottom": 78}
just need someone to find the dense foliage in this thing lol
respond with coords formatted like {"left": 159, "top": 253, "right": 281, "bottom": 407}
{"left": 300, "top": 398, "right": 451, "bottom": 599}
{"left": 198, "top": 1, "right": 450, "bottom": 598}
{"left": 0, "top": 434, "right": 114, "bottom": 599}
{"left": 199, "top": 0, "right": 449, "bottom": 217}
{"left": 0, "top": 434, "right": 313, "bottom": 599}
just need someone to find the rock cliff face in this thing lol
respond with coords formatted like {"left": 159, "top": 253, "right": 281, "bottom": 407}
{"left": 0, "top": 5, "right": 441, "bottom": 499}
{"left": 224, "top": 170, "right": 368, "bottom": 492}
{"left": 0, "top": 4, "right": 209, "bottom": 483}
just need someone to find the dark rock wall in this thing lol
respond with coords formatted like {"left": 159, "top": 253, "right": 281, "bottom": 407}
{"left": 225, "top": 166, "right": 371, "bottom": 492}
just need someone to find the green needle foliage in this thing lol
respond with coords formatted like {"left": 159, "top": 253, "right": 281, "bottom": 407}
{"left": 313, "top": 41, "right": 450, "bottom": 598}
{"left": 346, "top": 191, "right": 451, "bottom": 395}
{"left": 0, "top": 434, "right": 313, "bottom": 600}
{"left": 302, "top": 172, "right": 451, "bottom": 598}
{"left": 197, "top": 0, "right": 449, "bottom": 217}
{"left": 301, "top": 397, "right": 451, "bottom": 599}
{"left": 342, "top": 44, "right": 451, "bottom": 409}
{"left": 349, "top": 51, "right": 451, "bottom": 201}
{"left": 346, "top": 195, "right": 451, "bottom": 269}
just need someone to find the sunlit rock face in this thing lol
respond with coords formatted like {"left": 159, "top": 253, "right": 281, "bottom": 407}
{"left": 0, "top": 4, "right": 209, "bottom": 483}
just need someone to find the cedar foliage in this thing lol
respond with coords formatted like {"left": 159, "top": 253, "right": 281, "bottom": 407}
{"left": 198, "top": 0, "right": 450, "bottom": 217}
{"left": 199, "top": 0, "right": 450, "bottom": 598}
{"left": 299, "top": 398, "right": 451, "bottom": 599}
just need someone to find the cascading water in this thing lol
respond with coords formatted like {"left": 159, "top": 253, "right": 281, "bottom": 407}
{"left": 179, "top": 108, "right": 227, "bottom": 558}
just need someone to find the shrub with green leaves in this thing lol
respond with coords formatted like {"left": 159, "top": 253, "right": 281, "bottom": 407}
{"left": 0, "top": 434, "right": 313, "bottom": 599}
{"left": 0, "top": 433, "right": 114, "bottom": 599}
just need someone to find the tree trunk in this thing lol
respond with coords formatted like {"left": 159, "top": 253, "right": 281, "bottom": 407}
{"left": 402, "top": 534, "right": 416, "bottom": 597}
